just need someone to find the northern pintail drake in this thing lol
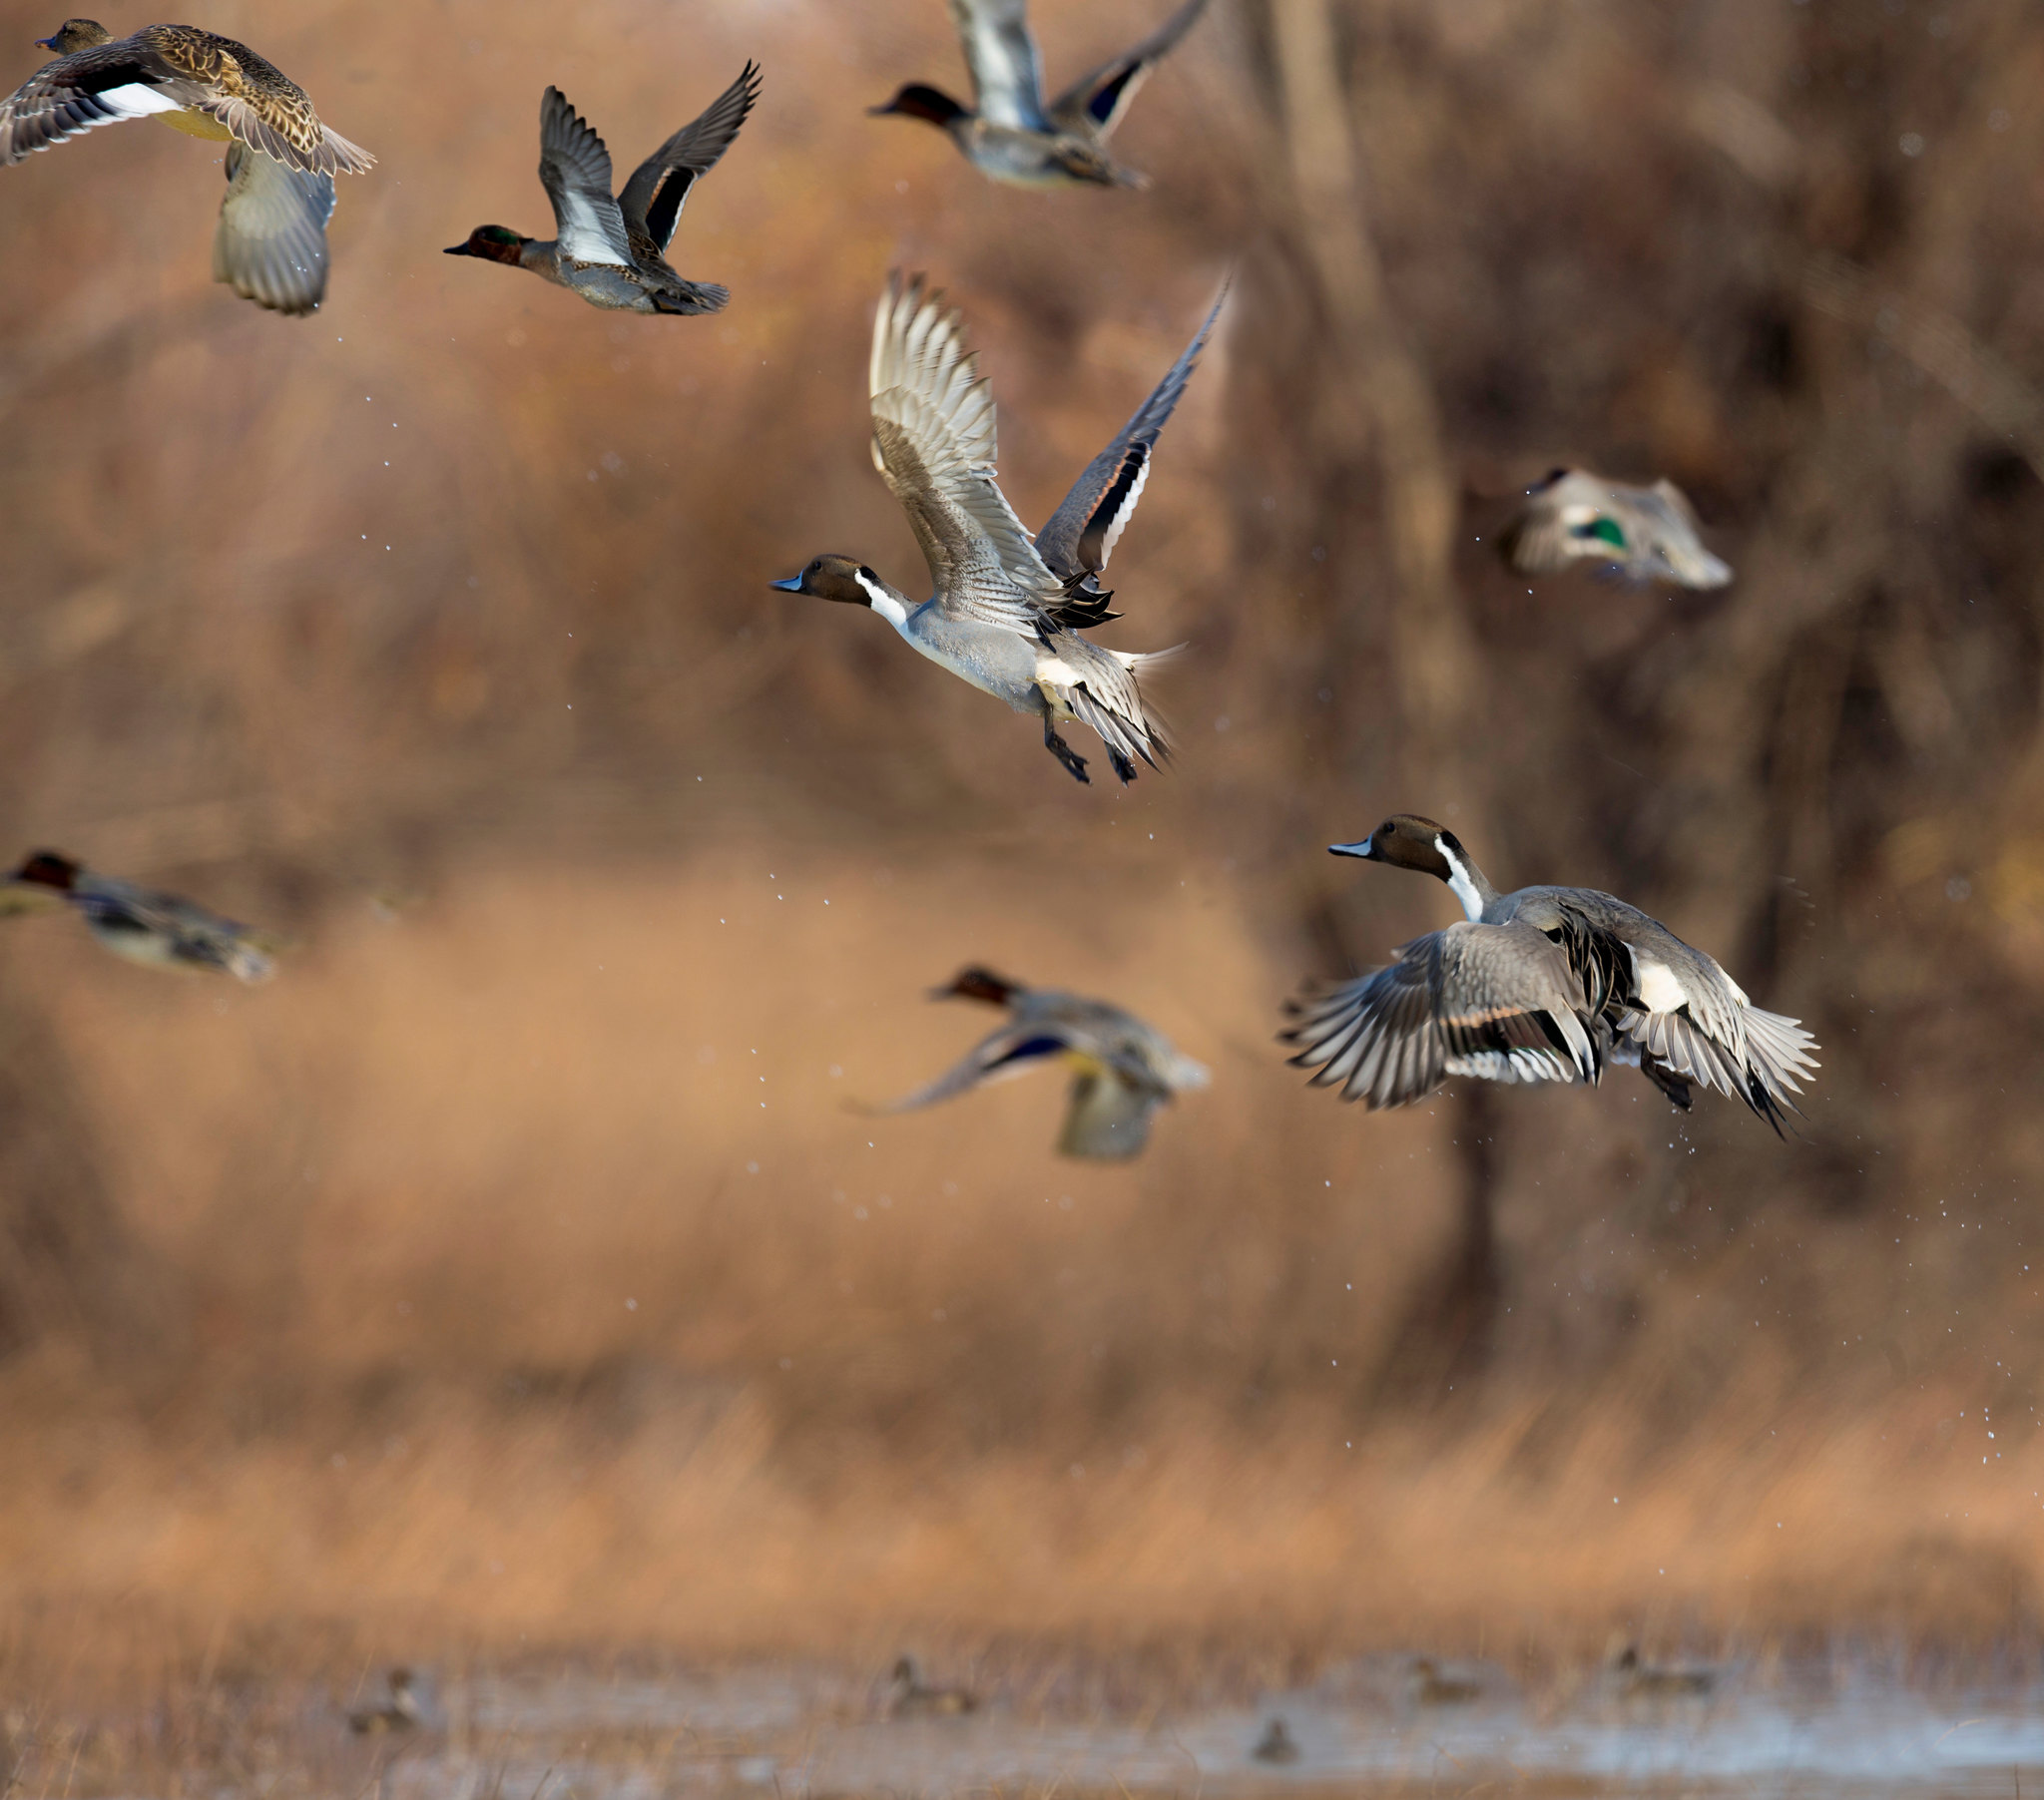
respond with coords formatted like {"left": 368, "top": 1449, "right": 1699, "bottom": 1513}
{"left": 445, "top": 66, "right": 760, "bottom": 315}
{"left": 1250, "top": 1718, "right": 1299, "bottom": 1764}
{"left": 1610, "top": 1644, "right": 1715, "bottom": 1698}
{"left": 770, "top": 272, "right": 1208, "bottom": 784}
{"left": 878, "top": 966, "right": 1208, "bottom": 1159}
{"left": 3, "top": 850, "right": 274, "bottom": 982}
{"left": 347, "top": 1667, "right": 426, "bottom": 1734}
{"left": 1501, "top": 468, "right": 1733, "bottom": 589}
{"left": 2, "top": 19, "right": 373, "bottom": 314}
{"left": 1281, "top": 816, "right": 1817, "bottom": 1129}
{"left": 870, "top": 0, "right": 1209, "bottom": 189}
{"left": 886, "top": 1655, "right": 978, "bottom": 1718}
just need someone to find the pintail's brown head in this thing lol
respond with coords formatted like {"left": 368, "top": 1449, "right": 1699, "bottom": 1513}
{"left": 9, "top": 850, "right": 81, "bottom": 891}
{"left": 444, "top": 225, "right": 528, "bottom": 264}
{"left": 769, "top": 554, "right": 884, "bottom": 607}
{"left": 868, "top": 83, "right": 968, "bottom": 129}
{"left": 36, "top": 19, "right": 111, "bottom": 53}
{"left": 1330, "top": 815, "right": 1497, "bottom": 919}
{"left": 932, "top": 966, "right": 1022, "bottom": 1008}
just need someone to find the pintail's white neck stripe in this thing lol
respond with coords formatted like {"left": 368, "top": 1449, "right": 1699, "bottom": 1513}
{"left": 852, "top": 568, "right": 911, "bottom": 631}
{"left": 1435, "top": 837, "right": 1485, "bottom": 921}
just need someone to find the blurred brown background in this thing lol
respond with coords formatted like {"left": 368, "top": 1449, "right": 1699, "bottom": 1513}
{"left": 1, "top": 0, "right": 2042, "bottom": 1675}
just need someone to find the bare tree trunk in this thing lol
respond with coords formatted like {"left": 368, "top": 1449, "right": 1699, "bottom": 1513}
{"left": 1269, "top": 0, "right": 1498, "bottom": 1399}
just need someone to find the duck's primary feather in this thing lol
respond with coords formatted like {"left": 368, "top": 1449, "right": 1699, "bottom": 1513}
{"left": 949, "top": 0, "right": 1050, "bottom": 131}
{"left": 618, "top": 61, "right": 761, "bottom": 254}
{"left": 214, "top": 139, "right": 333, "bottom": 315}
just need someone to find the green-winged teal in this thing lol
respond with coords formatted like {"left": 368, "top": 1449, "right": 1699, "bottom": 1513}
{"left": 4, "top": 850, "right": 275, "bottom": 982}
{"left": 1501, "top": 468, "right": 1733, "bottom": 589}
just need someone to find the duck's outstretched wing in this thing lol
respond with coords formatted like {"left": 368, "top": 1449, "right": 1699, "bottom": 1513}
{"left": 1046, "top": 0, "right": 1209, "bottom": 140}
{"left": 868, "top": 272, "right": 1065, "bottom": 633}
{"left": 0, "top": 35, "right": 205, "bottom": 164}
{"left": 1058, "top": 1068, "right": 1164, "bottom": 1158}
{"left": 877, "top": 1021, "right": 1074, "bottom": 1114}
{"left": 948, "top": 0, "right": 1050, "bottom": 130}
{"left": 214, "top": 140, "right": 333, "bottom": 315}
{"left": 538, "top": 87, "right": 632, "bottom": 266}
{"left": 618, "top": 62, "right": 762, "bottom": 252}
{"left": 1035, "top": 278, "right": 1227, "bottom": 594}
{"left": 1282, "top": 920, "right": 1597, "bottom": 1109}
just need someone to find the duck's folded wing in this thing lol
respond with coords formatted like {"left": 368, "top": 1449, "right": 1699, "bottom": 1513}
{"left": 869, "top": 274, "right": 1064, "bottom": 632}
{"left": 1058, "top": 1069, "right": 1163, "bottom": 1158}
{"left": 1282, "top": 920, "right": 1596, "bottom": 1109}
{"left": 214, "top": 141, "right": 332, "bottom": 315}
{"left": 1046, "top": 0, "right": 1210, "bottom": 139}
{"left": 1035, "top": 279, "right": 1226, "bottom": 588}
{"left": 0, "top": 41, "right": 204, "bottom": 164}
{"left": 879, "top": 1023, "right": 1073, "bottom": 1114}
{"left": 538, "top": 87, "right": 632, "bottom": 266}
{"left": 948, "top": 0, "right": 1051, "bottom": 131}
{"left": 617, "top": 61, "right": 762, "bottom": 251}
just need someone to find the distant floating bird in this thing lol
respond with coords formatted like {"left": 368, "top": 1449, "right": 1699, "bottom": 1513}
{"left": 1410, "top": 1658, "right": 1481, "bottom": 1705}
{"left": 770, "top": 272, "right": 1198, "bottom": 785}
{"left": 446, "top": 65, "right": 760, "bottom": 314}
{"left": 347, "top": 1666, "right": 425, "bottom": 1733}
{"left": 1500, "top": 468, "right": 1733, "bottom": 589}
{"left": 886, "top": 1655, "right": 978, "bottom": 1718}
{"left": 1610, "top": 1644, "right": 1716, "bottom": 1698}
{"left": 1281, "top": 815, "right": 1816, "bottom": 1128}
{"left": 870, "top": 0, "right": 1209, "bottom": 189}
{"left": 876, "top": 966, "right": 1208, "bottom": 1159}
{"left": 1, "top": 18, "right": 374, "bottom": 314}
{"left": 1250, "top": 1716, "right": 1299, "bottom": 1763}
{"left": 3, "top": 850, "right": 275, "bottom": 982}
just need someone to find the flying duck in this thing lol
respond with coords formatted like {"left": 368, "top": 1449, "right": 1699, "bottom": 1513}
{"left": 1410, "top": 1658, "right": 1481, "bottom": 1706}
{"left": 2, "top": 19, "right": 372, "bottom": 314}
{"left": 445, "top": 66, "right": 760, "bottom": 315}
{"left": 1610, "top": 1644, "right": 1715, "bottom": 1698}
{"left": 885, "top": 1655, "right": 978, "bottom": 1718}
{"left": 1250, "top": 1718, "right": 1299, "bottom": 1764}
{"left": 770, "top": 273, "right": 1207, "bottom": 784}
{"left": 1500, "top": 468, "right": 1733, "bottom": 589}
{"left": 1281, "top": 816, "right": 1817, "bottom": 1129}
{"left": 3, "top": 850, "right": 275, "bottom": 982}
{"left": 347, "top": 1667, "right": 426, "bottom": 1734}
{"left": 876, "top": 966, "right": 1208, "bottom": 1159}
{"left": 870, "top": 0, "right": 1209, "bottom": 189}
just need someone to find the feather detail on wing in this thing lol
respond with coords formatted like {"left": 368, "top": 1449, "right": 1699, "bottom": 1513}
{"left": 878, "top": 1025, "right": 1072, "bottom": 1114}
{"left": 214, "top": 140, "right": 333, "bottom": 314}
{"left": 1282, "top": 920, "right": 1597, "bottom": 1109}
{"left": 1046, "top": 0, "right": 1210, "bottom": 140}
{"left": 1036, "top": 276, "right": 1227, "bottom": 587}
{"left": 948, "top": 0, "right": 1050, "bottom": 130}
{"left": 538, "top": 87, "right": 632, "bottom": 266}
{"left": 868, "top": 273, "right": 1066, "bottom": 631}
{"left": 618, "top": 61, "right": 761, "bottom": 251}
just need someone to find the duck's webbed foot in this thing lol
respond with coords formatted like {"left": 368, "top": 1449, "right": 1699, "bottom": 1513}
{"left": 1105, "top": 743, "right": 1138, "bottom": 784}
{"left": 1042, "top": 709, "right": 1091, "bottom": 784}
{"left": 1639, "top": 1056, "right": 1694, "bottom": 1111}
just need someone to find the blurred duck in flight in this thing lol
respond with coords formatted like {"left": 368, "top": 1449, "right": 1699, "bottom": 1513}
{"left": 870, "top": 0, "right": 1209, "bottom": 189}
{"left": 1500, "top": 468, "right": 1733, "bottom": 589}
{"left": 770, "top": 273, "right": 1220, "bottom": 785}
{"left": 2, "top": 850, "right": 275, "bottom": 983}
{"left": 1282, "top": 816, "right": 1816, "bottom": 1129}
{"left": 1609, "top": 1643, "right": 1716, "bottom": 1698}
{"left": 885, "top": 1655, "right": 978, "bottom": 1717}
{"left": 0, "top": 18, "right": 374, "bottom": 313}
{"left": 445, "top": 64, "right": 760, "bottom": 314}
{"left": 876, "top": 966, "right": 1208, "bottom": 1159}
{"left": 347, "top": 1666, "right": 427, "bottom": 1734}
